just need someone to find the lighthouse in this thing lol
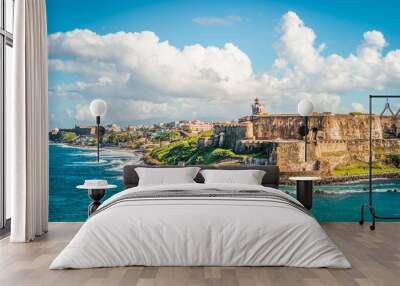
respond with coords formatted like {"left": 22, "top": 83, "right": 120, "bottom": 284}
{"left": 251, "top": 98, "right": 266, "bottom": 116}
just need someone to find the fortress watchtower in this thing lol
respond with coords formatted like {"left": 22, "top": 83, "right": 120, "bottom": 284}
{"left": 251, "top": 98, "right": 266, "bottom": 116}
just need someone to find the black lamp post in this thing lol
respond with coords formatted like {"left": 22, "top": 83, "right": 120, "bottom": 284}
{"left": 297, "top": 99, "right": 314, "bottom": 162}
{"left": 90, "top": 99, "right": 107, "bottom": 162}
{"left": 298, "top": 116, "right": 310, "bottom": 161}
{"left": 96, "top": 115, "right": 100, "bottom": 162}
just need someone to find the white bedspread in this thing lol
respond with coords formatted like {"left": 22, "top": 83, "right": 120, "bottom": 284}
{"left": 50, "top": 183, "right": 351, "bottom": 269}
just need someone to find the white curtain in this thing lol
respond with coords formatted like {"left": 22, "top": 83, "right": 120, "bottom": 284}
{"left": 9, "top": 0, "right": 49, "bottom": 242}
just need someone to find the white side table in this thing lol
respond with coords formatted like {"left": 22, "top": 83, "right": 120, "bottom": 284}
{"left": 77, "top": 180, "right": 117, "bottom": 216}
{"left": 289, "top": 177, "right": 321, "bottom": 210}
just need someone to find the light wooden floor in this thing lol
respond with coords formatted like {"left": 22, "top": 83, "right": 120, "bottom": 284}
{"left": 0, "top": 222, "right": 399, "bottom": 286}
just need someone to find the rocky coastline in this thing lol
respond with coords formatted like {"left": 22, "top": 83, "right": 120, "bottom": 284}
{"left": 51, "top": 142, "right": 144, "bottom": 160}
{"left": 281, "top": 172, "right": 400, "bottom": 185}
{"left": 50, "top": 143, "right": 400, "bottom": 185}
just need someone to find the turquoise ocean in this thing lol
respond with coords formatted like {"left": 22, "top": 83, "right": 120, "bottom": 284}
{"left": 49, "top": 144, "right": 400, "bottom": 222}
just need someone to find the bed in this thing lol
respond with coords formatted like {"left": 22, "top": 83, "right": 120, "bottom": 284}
{"left": 50, "top": 165, "right": 350, "bottom": 269}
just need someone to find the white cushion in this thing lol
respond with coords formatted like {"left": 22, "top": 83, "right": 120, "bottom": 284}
{"left": 136, "top": 167, "right": 201, "bottom": 186}
{"left": 200, "top": 169, "right": 265, "bottom": 185}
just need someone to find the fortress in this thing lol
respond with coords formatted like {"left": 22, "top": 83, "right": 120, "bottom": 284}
{"left": 212, "top": 99, "right": 400, "bottom": 175}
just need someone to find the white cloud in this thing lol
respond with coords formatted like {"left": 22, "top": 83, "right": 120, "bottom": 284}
{"left": 274, "top": 11, "right": 324, "bottom": 73}
{"left": 66, "top": 108, "right": 73, "bottom": 117}
{"left": 48, "top": 11, "right": 400, "bottom": 125}
{"left": 75, "top": 104, "right": 93, "bottom": 120}
{"left": 351, "top": 102, "right": 366, "bottom": 113}
{"left": 75, "top": 100, "right": 180, "bottom": 122}
{"left": 192, "top": 15, "right": 241, "bottom": 26}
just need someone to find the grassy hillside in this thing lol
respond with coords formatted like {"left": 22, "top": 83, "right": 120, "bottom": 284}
{"left": 151, "top": 137, "right": 199, "bottom": 164}
{"left": 333, "top": 160, "right": 400, "bottom": 176}
{"left": 150, "top": 136, "right": 261, "bottom": 165}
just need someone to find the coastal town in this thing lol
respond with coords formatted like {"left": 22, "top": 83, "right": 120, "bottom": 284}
{"left": 49, "top": 99, "right": 400, "bottom": 182}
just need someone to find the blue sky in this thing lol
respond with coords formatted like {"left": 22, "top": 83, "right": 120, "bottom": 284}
{"left": 47, "top": 0, "right": 400, "bottom": 128}
{"left": 47, "top": 0, "right": 400, "bottom": 72}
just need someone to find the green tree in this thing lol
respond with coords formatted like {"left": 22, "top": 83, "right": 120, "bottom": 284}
{"left": 387, "top": 154, "right": 400, "bottom": 167}
{"left": 170, "top": 130, "right": 181, "bottom": 141}
{"left": 60, "top": 131, "right": 77, "bottom": 143}
{"left": 195, "top": 156, "right": 205, "bottom": 164}
{"left": 201, "top": 130, "right": 214, "bottom": 137}
{"left": 209, "top": 148, "right": 237, "bottom": 161}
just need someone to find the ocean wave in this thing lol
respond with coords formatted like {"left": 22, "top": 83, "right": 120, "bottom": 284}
{"left": 319, "top": 189, "right": 398, "bottom": 195}
{"left": 108, "top": 160, "right": 126, "bottom": 171}
{"left": 66, "top": 159, "right": 109, "bottom": 166}
{"left": 110, "top": 159, "right": 125, "bottom": 165}
{"left": 65, "top": 155, "right": 142, "bottom": 171}
{"left": 56, "top": 144, "right": 95, "bottom": 150}
{"left": 282, "top": 187, "right": 400, "bottom": 195}
{"left": 62, "top": 144, "right": 137, "bottom": 157}
{"left": 71, "top": 151, "right": 137, "bottom": 160}
{"left": 108, "top": 158, "right": 142, "bottom": 171}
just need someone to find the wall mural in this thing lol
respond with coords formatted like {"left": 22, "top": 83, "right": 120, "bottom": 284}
{"left": 47, "top": 0, "right": 400, "bottom": 222}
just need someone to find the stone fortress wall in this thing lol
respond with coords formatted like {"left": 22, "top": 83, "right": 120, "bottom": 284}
{"left": 245, "top": 113, "right": 399, "bottom": 141}
{"left": 212, "top": 99, "right": 400, "bottom": 174}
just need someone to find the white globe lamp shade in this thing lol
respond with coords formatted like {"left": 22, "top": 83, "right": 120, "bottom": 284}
{"left": 90, "top": 99, "right": 107, "bottom": 117}
{"left": 297, "top": 99, "right": 314, "bottom": 116}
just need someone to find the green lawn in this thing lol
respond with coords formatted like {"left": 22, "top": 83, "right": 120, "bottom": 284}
{"left": 151, "top": 136, "right": 264, "bottom": 165}
{"left": 333, "top": 160, "right": 400, "bottom": 176}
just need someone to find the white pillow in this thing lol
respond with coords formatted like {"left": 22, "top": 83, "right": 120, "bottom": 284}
{"left": 200, "top": 169, "right": 266, "bottom": 185}
{"left": 136, "top": 167, "right": 200, "bottom": 186}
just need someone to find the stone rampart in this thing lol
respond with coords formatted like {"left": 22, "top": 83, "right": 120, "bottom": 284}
{"left": 250, "top": 114, "right": 399, "bottom": 141}
{"left": 213, "top": 113, "right": 400, "bottom": 175}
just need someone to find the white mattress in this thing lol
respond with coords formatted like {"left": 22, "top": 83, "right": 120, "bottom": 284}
{"left": 50, "top": 183, "right": 351, "bottom": 269}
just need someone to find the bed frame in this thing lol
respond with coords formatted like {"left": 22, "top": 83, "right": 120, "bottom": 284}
{"left": 123, "top": 165, "right": 280, "bottom": 189}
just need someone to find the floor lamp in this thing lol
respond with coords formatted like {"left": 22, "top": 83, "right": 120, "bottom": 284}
{"left": 90, "top": 99, "right": 107, "bottom": 162}
{"left": 297, "top": 99, "right": 314, "bottom": 162}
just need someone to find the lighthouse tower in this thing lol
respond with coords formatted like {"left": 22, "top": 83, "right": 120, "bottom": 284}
{"left": 251, "top": 98, "right": 266, "bottom": 116}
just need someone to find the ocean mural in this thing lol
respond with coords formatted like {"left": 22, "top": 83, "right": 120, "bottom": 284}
{"left": 49, "top": 143, "right": 400, "bottom": 222}
{"left": 47, "top": 0, "right": 400, "bottom": 222}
